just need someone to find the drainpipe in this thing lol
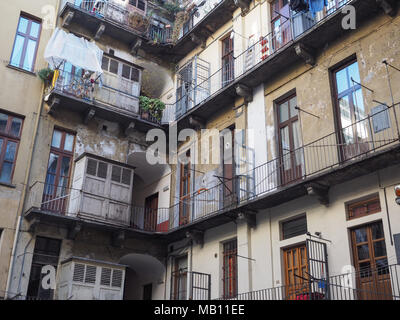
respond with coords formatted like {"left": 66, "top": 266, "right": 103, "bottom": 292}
{"left": 5, "top": 0, "right": 61, "bottom": 299}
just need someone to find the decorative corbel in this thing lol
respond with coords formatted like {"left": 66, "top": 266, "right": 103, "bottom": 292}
{"left": 189, "top": 115, "right": 205, "bottom": 129}
{"left": 112, "top": 230, "right": 125, "bottom": 248}
{"left": 186, "top": 230, "right": 204, "bottom": 247}
{"left": 62, "top": 11, "right": 74, "bottom": 28}
{"left": 235, "top": 84, "right": 253, "bottom": 103}
{"left": 48, "top": 97, "right": 61, "bottom": 115}
{"left": 376, "top": 0, "right": 397, "bottom": 17}
{"left": 237, "top": 211, "right": 257, "bottom": 228}
{"left": 294, "top": 43, "right": 316, "bottom": 66}
{"left": 124, "top": 121, "right": 136, "bottom": 136}
{"left": 306, "top": 183, "right": 330, "bottom": 206}
{"left": 28, "top": 217, "right": 41, "bottom": 234}
{"left": 67, "top": 222, "right": 83, "bottom": 240}
{"left": 190, "top": 33, "right": 207, "bottom": 49}
{"left": 94, "top": 23, "right": 106, "bottom": 40}
{"left": 130, "top": 38, "right": 143, "bottom": 56}
{"left": 234, "top": 0, "right": 251, "bottom": 16}
{"left": 83, "top": 108, "right": 96, "bottom": 124}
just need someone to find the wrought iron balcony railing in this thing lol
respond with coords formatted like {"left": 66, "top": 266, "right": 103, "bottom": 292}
{"left": 165, "top": 0, "right": 353, "bottom": 123}
{"left": 170, "top": 269, "right": 211, "bottom": 300}
{"left": 51, "top": 69, "right": 161, "bottom": 125}
{"left": 26, "top": 103, "right": 400, "bottom": 234}
{"left": 217, "top": 263, "right": 400, "bottom": 300}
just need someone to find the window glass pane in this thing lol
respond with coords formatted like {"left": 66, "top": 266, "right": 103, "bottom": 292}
{"left": 51, "top": 131, "right": 62, "bottom": 148}
{"left": 348, "top": 62, "right": 360, "bottom": 85}
{"left": 279, "top": 101, "right": 289, "bottom": 123}
{"left": 122, "top": 64, "right": 131, "bottom": 79}
{"left": 354, "top": 228, "right": 367, "bottom": 243}
{"left": 110, "top": 59, "right": 118, "bottom": 74}
{"left": 47, "top": 153, "right": 59, "bottom": 174}
{"left": 131, "top": 68, "right": 140, "bottom": 82}
{"left": 373, "top": 241, "right": 386, "bottom": 258}
{"left": 353, "top": 88, "right": 366, "bottom": 121}
{"left": 101, "top": 56, "right": 109, "bottom": 71}
{"left": 18, "top": 17, "right": 29, "bottom": 33}
{"left": 359, "top": 262, "right": 371, "bottom": 278}
{"left": 372, "top": 222, "right": 384, "bottom": 240}
{"left": 357, "top": 244, "right": 369, "bottom": 260}
{"left": 0, "top": 139, "right": 3, "bottom": 154}
{"left": 0, "top": 114, "right": 8, "bottom": 132}
{"left": 137, "top": 0, "right": 146, "bottom": 11}
{"left": 336, "top": 67, "right": 348, "bottom": 94}
{"left": 23, "top": 39, "right": 37, "bottom": 71}
{"left": 10, "top": 35, "right": 25, "bottom": 68}
{"left": 30, "top": 21, "right": 40, "bottom": 38}
{"left": 289, "top": 96, "right": 297, "bottom": 117}
{"left": 60, "top": 156, "right": 71, "bottom": 177}
{"left": 0, "top": 162, "right": 13, "bottom": 183}
{"left": 280, "top": 126, "right": 290, "bottom": 170}
{"left": 64, "top": 133, "right": 74, "bottom": 152}
{"left": 5, "top": 141, "right": 17, "bottom": 161}
{"left": 10, "top": 118, "right": 22, "bottom": 137}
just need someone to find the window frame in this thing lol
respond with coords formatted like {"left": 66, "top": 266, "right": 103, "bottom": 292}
{"left": 222, "top": 238, "right": 238, "bottom": 299}
{"left": 346, "top": 194, "right": 381, "bottom": 221}
{"left": 9, "top": 13, "right": 42, "bottom": 73}
{"left": 280, "top": 214, "right": 307, "bottom": 240}
{"left": 0, "top": 112, "right": 24, "bottom": 184}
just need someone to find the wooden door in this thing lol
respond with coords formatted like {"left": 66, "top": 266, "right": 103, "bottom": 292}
{"left": 222, "top": 127, "right": 236, "bottom": 207}
{"left": 283, "top": 244, "right": 308, "bottom": 300}
{"left": 179, "top": 152, "right": 191, "bottom": 226}
{"left": 277, "top": 95, "right": 303, "bottom": 185}
{"left": 271, "top": 0, "right": 291, "bottom": 51}
{"left": 144, "top": 193, "right": 158, "bottom": 231}
{"left": 351, "top": 221, "right": 392, "bottom": 300}
{"left": 222, "top": 35, "right": 234, "bottom": 87}
{"left": 43, "top": 130, "right": 75, "bottom": 214}
{"left": 333, "top": 60, "right": 369, "bottom": 161}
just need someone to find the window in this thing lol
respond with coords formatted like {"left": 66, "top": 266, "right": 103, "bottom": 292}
{"left": 43, "top": 129, "right": 75, "bottom": 213}
{"left": 10, "top": 15, "right": 41, "bottom": 72}
{"left": 171, "top": 255, "right": 188, "bottom": 300}
{"left": 347, "top": 195, "right": 381, "bottom": 220}
{"left": 221, "top": 35, "right": 234, "bottom": 87}
{"left": 222, "top": 239, "right": 237, "bottom": 299}
{"left": 179, "top": 150, "right": 191, "bottom": 226}
{"left": 281, "top": 215, "right": 307, "bottom": 240}
{"left": 129, "top": 0, "right": 147, "bottom": 12}
{"left": 0, "top": 112, "right": 23, "bottom": 184}
{"left": 27, "top": 236, "right": 61, "bottom": 300}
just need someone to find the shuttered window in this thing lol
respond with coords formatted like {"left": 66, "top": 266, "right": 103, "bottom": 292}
{"left": 112, "top": 269, "right": 123, "bottom": 288}
{"left": 281, "top": 215, "right": 307, "bottom": 240}
{"left": 86, "top": 158, "right": 108, "bottom": 179}
{"left": 85, "top": 265, "right": 97, "bottom": 284}
{"left": 73, "top": 263, "right": 85, "bottom": 282}
{"left": 111, "top": 165, "right": 132, "bottom": 186}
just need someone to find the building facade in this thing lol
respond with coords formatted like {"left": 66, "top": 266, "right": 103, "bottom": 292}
{"left": 2, "top": 0, "right": 400, "bottom": 300}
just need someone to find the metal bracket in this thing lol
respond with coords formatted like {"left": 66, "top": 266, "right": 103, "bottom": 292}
{"left": 62, "top": 11, "right": 74, "bottom": 27}
{"left": 67, "top": 222, "right": 83, "bottom": 240}
{"left": 94, "top": 23, "right": 106, "bottom": 40}
{"left": 235, "top": 84, "right": 253, "bottom": 103}
{"left": 186, "top": 230, "right": 204, "bottom": 247}
{"left": 294, "top": 43, "right": 316, "bottom": 66}
{"left": 376, "top": 0, "right": 398, "bottom": 17}
{"left": 306, "top": 183, "right": 330, "bottom": 206}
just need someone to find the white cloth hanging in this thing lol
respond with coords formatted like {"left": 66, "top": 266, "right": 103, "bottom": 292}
{"left": 44, "top": 28, "right": 103, "bottom": 73}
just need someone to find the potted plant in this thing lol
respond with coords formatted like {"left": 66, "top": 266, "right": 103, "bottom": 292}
{"left": 38, "top": 67, "right": 54, "bottom": 87}
{"left": 139, "top": 96, "right": 166, "bottom": 122}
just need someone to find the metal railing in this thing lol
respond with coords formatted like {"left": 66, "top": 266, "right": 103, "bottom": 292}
{"left": 217, "top": 263, "right": 400, "bottom": 300}
{"left": 52, "top": 69, "right": 162, "bottom": 125}
{"left": 27, "top": 104, "right": 400, "bottom": 233}
{"left": 170, "top": 269, "right": 211, "bottom": 300}
{"left": 166, "top": 0, "right": 353, "bottom": 122}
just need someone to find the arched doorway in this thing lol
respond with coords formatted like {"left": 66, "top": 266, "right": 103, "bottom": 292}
{"left": 119, "top": 254, "right": 166, "bottom": 300}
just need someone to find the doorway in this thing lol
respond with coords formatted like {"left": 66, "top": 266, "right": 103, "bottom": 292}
{"left": 144, "top": 193, "right": 159, "bottom": 231}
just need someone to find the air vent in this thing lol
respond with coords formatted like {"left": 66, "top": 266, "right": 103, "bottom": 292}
{"left": 85, "top": 265, "right": 97, "bottom": 284}
{"left": 101, "top": 268, "right": 112, "bottom": 286}
{"left": 112, "top": 269, "right": 123, "bottom": 288}
{"left": 73, "top": 263, "right": 85, "bottom": 282}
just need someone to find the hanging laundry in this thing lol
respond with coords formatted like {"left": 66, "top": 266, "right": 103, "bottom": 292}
{"left": 307, "top": 0, "right": 328, "bottom": 17}
{"left": 289, "top": 0, "right": 309, "bottom": 13}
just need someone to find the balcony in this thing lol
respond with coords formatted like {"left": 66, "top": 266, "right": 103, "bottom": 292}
{"left": 25, "top": 103, "right": 400, "bottom": 241}
{"left": 167, "top": 0, "right": 385, "bottom": 129}
{"left": 217, "top": 263, "right": 400, "bottom": 300}
{"left": 170, "top": 269, "right": 211, "bottom": 300}
{"left": 47, "top": 69, "right": 163, "bottom": 130}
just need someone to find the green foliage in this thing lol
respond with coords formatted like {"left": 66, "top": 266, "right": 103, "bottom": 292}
{"left": 160, "top": 1, "right": 183, "bottom": 16}
{"left": 38, "top": 67, "right": 54, "bottom": 83}
{"left": 139, "top": 96, "right": 166, "bottom": 121}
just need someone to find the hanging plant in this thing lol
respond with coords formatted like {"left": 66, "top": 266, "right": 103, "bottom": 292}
{"left": 139, "top": 96, "right": 166, "bottom": 121}
{"left": 38, "top": 67, "right": 54, "bottom": 86}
